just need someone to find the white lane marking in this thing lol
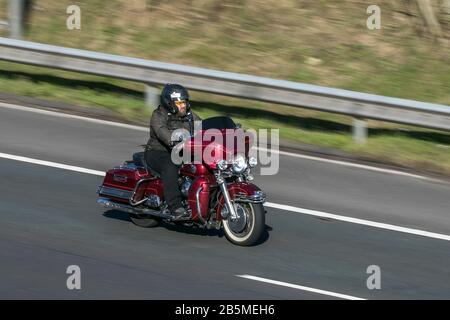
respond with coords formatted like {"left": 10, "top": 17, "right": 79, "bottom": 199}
{"left": 0, "top": 101, "right": 439, "bottom": 182}
{"left": 0, "top": 102, "right": 148, "bottom": 132}
{"left": 237, "top": 275, "right": 366, "bottom": 300}
{"left": 265, "top": 202, "right": 450, "bottom": 242}
{"left": 257, "top": 147, "right": 439, "bottom": 182}
{"left": 0, "top": 152, "right": 105, "bottom": 176}
{"left": 0, "top": 151, "right": 449, "bottom": 242}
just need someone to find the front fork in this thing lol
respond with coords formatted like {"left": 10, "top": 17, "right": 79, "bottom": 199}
{"left": 215, "top": 172, "right": 238, "bottom": 221}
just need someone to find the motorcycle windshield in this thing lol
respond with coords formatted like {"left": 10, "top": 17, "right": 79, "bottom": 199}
{"left": 200, "top": 116, "right": 236, "bottom": 130}
{"left": 184, "top": 116, "right": 251, "bottom": 167}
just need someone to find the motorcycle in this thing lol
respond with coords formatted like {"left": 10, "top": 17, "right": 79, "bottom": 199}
{"left": 96, "top": 116, "right": 266, "bottom": 246}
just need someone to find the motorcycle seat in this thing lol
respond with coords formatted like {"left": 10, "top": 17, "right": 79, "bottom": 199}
{"left": 132, "top": 152, "right": 161, "bottom": 178}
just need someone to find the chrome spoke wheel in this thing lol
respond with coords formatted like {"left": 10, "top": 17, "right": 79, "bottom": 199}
{"left": 222, "top": 202, "right": 264, "bottom": 246}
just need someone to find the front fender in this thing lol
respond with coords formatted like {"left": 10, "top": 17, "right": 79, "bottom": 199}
{"left": 227, "top": 182, "right": 265, "bottom": 200}
{"left": 215, "top": 182, "right": 266, "bottom": 220}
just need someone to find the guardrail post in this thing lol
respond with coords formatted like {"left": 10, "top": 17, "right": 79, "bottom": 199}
{"left": 8, "top": 0, "right": 23, "bottom": 39}
{"left": 145, "top": 84, "right": 159, "bottom": 111}
{"left": 353, "top": 117, "right": 368, "bottom": 144}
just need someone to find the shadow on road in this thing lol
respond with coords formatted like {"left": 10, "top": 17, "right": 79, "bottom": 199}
{"left": 103, "top": 209, "right": 131, "bottom": 222}
{"left": 102, "top": 209, "right": 272, "bottom": 245}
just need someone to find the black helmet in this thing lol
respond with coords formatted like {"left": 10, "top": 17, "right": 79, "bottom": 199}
{"left": 160, "top": 83, "right": 190, "bottom": 114}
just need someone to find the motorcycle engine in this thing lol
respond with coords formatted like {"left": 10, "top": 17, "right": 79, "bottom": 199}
{"left": 180, "top": 178, "right": 192, "bottom": 198}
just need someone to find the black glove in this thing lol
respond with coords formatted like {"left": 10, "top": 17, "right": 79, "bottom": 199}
{"left": 170, "top": 137, "right": 183, "bottom": 148}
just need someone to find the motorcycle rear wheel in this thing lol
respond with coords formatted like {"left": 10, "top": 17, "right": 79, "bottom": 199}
{"left": 222, "top": 202, "right": 265, "bottom": 246}
{"left": 130, "top": 214, "right": 161, "bottom": 228}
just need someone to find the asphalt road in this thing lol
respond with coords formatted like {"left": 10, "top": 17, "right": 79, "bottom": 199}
{"left": 0, "top": 103, "right": 449, "bottom": 299}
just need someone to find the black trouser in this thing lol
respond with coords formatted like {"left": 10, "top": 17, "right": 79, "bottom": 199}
{"left": 145, "top": 149, "right": 182, "bottom": 212}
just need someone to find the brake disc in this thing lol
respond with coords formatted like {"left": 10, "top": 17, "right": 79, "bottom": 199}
{"left": 228, "top": 203, "right": 248, "bottom": 234}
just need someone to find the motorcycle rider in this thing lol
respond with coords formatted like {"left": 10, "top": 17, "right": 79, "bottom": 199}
{"left": 145, "top": 84, "right": 201, "bottom": 220}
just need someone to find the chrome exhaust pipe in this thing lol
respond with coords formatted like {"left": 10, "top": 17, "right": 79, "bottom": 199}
{"left": 97, "top": 197, "right": 171, "bottom": 219}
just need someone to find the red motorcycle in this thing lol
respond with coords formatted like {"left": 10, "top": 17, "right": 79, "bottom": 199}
{"left": 97, "top": 116, "right": 266, "bottom": 246}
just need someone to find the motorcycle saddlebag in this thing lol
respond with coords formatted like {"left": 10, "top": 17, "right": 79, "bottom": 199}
{"left": 98, "top": 166, "right": 152, "bottom": 204}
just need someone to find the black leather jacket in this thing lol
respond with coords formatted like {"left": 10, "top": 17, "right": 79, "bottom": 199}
{"left": 146, "top": 105, "right": 201, "bottom": 152}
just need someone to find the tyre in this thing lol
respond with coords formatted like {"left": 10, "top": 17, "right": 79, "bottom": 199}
{"left": 222, "top": 202, "right": 265, "bottom": 246}
{"left": 129, "top": 214, "right": 161, "bottom": 228}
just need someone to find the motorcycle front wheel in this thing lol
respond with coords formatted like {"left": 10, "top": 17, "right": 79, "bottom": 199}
{"left": 222, "top": 202, "right": 265, "bottom": 246}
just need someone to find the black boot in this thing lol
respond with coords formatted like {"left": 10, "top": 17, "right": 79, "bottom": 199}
{"left": 171, "top": 207, "right": 190, "bottom": 221}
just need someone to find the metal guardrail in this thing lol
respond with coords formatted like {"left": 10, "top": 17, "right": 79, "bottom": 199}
{"left": 0, "top": 37, "right": 449, "bottom": 142}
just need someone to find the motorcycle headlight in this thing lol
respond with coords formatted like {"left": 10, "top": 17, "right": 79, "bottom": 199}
{"left": 248, "top": 156, "right": 257, "bottom": 167}
{"left": 232, "top": 154, "right": 247, "bottom": 173}
{"left": 217, "top": 159, "right": 228, "bottom": 171}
